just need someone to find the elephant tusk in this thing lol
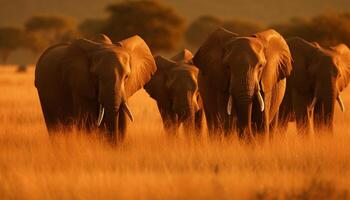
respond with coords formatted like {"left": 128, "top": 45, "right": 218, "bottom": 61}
{"left": 257, "top": 91, "right": 265, "bottom": 112}
{"left": 337, "top": 95, "right": 345, "bottom": 112}
{"left": 310, "top": 97, "right": 317, "bottom": 109}
{"left": 123, "top": 102, "right": 134, "bottom": 122}
{"left": 97, "top": 104, "right": 105, "bottom": 127}
{"left": 227, "top": 95, "right": 233, "bottom": 115}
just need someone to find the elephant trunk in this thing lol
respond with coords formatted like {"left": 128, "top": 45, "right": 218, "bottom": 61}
{"left": 227, "top": 72, "right": 261, "bottom": 138}
{"left": 104, "top": 107, "right": 117, "bottom": 136}
{"left": 100, "top": 89, "right": 118, "bottom": 138}
{"left": 234, "top": 94, "right": 253, "bottom": 138}
{"left": 174, "top": 91, "right": 196, "bottom": 132}
{"left": 98, "top": 86, "right": 133, "bottom": 140}
{"left": 182, "top": 110, "right": 195, "bottom": 133}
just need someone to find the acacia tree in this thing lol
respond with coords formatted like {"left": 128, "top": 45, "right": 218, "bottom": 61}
{"left": 272, "top": 12, "right": 350, "bottom": 47}
{"left": 24, "top": 15, "right": 78, "bottom": 55}
{"left": 0, "top": 27, "right": 23, "bottom": 64}
{"left": 102, "top": 0, "right": 185, "bottom": 52}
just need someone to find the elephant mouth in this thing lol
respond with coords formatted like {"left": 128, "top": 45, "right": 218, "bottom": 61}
{"left": 97, "top": 101, "right": 134, "bottom": 127}
{"left": 310, "top": 94, "right": 345, "bottom": 112}
{"left": 226, "top": 90, "right": 265, "bottom": 116}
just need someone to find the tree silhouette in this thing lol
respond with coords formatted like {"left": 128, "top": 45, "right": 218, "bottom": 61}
{"left": 0, "top": 27, "right": 23, "bottom": 64}
{"left": 102, "top": 0, "right": 185, "bottom": 52}
{"left": 79, "top": 18, "right": 106, "bottom": 38}
{"left": 24, "top": 15, "right": 78, "bottom": 55}
{"left": 273, "top": 12, "right": 350, "bottom": 47}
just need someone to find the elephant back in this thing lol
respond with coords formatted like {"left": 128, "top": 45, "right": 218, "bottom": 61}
{"left": 35, "top": 43, "right": 71, "bottom": 88}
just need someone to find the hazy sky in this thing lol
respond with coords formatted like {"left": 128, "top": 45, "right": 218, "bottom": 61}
{"left": 1, "top": 0, "right": 350, "bottom": 26}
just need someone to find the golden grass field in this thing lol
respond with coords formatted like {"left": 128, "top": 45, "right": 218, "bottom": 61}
{"left": 1, "top": 66, "right": 350, "bottom": 199}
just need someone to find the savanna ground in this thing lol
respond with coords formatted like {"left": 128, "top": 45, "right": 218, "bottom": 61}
{"left": 0, "top": 66, "right": 350, "bottom": 200}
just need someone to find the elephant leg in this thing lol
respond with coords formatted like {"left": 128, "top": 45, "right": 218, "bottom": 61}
{"left": 313, "top": 101, "right": 334, "bottom": 134}
{"left": 278, "top": 100, "right": 292, "bottom": 134}
{"left": 278, "top": 79, "right": 293, "bottom": 133}
{"left": 222, "top": 113, "right": 232, "bottom": 137}
{"left": 205, "top": 112, "right": 227, "bottom": 137}
{"left": 39, "top": 98, "right": 60, "bottom": 133}
{"left": 251, "top": 92, "right": 270, "bottom": 137}
{"left": 269, "top": 111, "right": 279, "bottom": 136}
{"left": 161, "top": 113, "right": 178, "bottom": 136}
{"left": 293, "top": 91, "right": 311, "bottom": 135}
{"left": 194, "top": 109, "right": 204, "bottom": 136}
{"left": 72, "top": 95, "right": 98, "bottom": 132}
{"left": 251, "top": 96, "right": 264, "bottom": 135}
{"left": 37, "top": 89, "right": 71, "bottom": 134}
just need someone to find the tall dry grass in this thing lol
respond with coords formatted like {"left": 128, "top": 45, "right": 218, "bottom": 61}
{"left": 0, "top": 66, "right": 350, "bottom": 200}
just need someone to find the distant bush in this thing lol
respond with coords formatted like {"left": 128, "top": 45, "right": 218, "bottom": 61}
{"left": 272, "top": 12, "right": 350, "bottom": 47}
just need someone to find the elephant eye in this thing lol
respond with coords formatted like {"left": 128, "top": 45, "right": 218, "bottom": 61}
{"left": 125, "top": 75, "right": 129, "bottom": 80}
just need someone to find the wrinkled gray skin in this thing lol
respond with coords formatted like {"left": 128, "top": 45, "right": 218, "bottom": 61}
{"left": 35, "top": 34, "right": 156, "bottom": 142}
{"left": 279, "top": 37, "right": 350, "bottom": 134}
{"left": 145, "top": 50, "right": 204, "bottom": 136}
{"left": 193, "top": 28, "right": 292, "bottom": 139}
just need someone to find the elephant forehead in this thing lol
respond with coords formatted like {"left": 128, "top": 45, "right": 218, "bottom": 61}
{"left": 316, "top": 54, "right": 340, "bottom": 76}
{"left": 103, "top": 48, "right": 131, "bottom": 72}
{"left": 229, "top": 37, "right": 263, "bottom": 53}
{"left": 225, "top": 38, "right": 263, "bottom": 64}
{"left": 172, "top": 70, "right": 198, "bottom": 89}
{"left": 176, "top": 64, "right": 199, "bottom": 74}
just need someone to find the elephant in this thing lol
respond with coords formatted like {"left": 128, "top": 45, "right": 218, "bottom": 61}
{"left": 193, "top": 27, "right": 292, "bottom": 138}
{"left": 278, "top": 37, "right": 350, "bottom": 134}
{"left": 35, "top": 34, "right": 156, "bottom": 142}
{"left": 144, "top": 49, "right": 204, "bottom": 136}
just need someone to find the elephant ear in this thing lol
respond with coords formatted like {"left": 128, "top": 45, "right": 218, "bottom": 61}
{"left": 193, "top": 27, "right": 238, "bottom": 89}
{"left": 254, "top": 29, "right": 292, "bottom": 92}
{"left": 331, "top": 44, "right": 350, "bottom": 91}
{"left": 172, "top": 49, "right": 193, "bottom": 64}
{"left": 118, "top": 35, "right": 157, "bottom": 98}
{"left": 144, "top": 56, "right": 176, "bottom": 100}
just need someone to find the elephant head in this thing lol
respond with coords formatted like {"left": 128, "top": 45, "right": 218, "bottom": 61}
{"left": 194, "top": 28, "right": 292, "bottom": 136}
{"left": 68, "top": 34, "right": 156, "bottom": 138}
{"left": 294, "top": 39, "right": 350, "bottom": 131}
{"left": 145, "top": 50, "right": 201, "bottom": 133}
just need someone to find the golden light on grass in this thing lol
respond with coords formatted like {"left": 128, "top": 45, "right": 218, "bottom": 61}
{"left": 0, "top": 66, "right": 349, "bottom": 199}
